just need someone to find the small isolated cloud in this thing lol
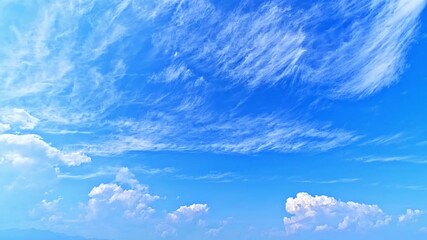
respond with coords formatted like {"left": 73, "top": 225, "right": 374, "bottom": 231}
{"left": 84, "top": 167, "right": 159, "bottom": 220}
{"left": 283, "top": 192, "right": 391, "bottom": 234}
{"left": 30, "top": 197, "right": 63, "bottom": 223}
{"left": 204, "top": 219, "right": 228, "bottom": 237}
{"left": 158, "top": 203, "right": 209, "bottom": 237}
{"left": 398, "top": 209, "right": 423, "bottom": 223}
{"left": 314, "top": 224, "right": 330, "bottom": 232}
{"left": 167, "top": 204, "right": 209, "bottom": 223}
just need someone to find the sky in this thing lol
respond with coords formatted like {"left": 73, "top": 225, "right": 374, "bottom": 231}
{"left": 0, "top": 0, "right": 426, "bottom": 239}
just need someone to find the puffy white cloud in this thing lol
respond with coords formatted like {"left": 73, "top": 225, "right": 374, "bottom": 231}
{"left": 167, "top": 204, "right": 209, "bottom": 223}
{"left": 0, "top": 123, "right": 11, "bottom": 133}
{"left": 158, "top": 203, "right": 209, "bottom": 237}
{"left": 283, "top": 192, "right": 391, "bottom": 234}
{"left": 314, "top": 224, "right": 330, "bottom": 232}
{"left": 29, "top": 197, "right": 63, "bottom": 223}
{"left": 0, "top": 108, "right": 39, "bottom": 130}
{"left": 0, "top": 107, "right": 90, "bottom": 167}
{"left": 0, "top": 133, "right": 90, "bottom": 167}
{"left": 398, "top": 209, "right": 423, "bottom": 222}
{"left": 85, "top": 168, "right": 159, "bottom": 220}
{"left": 0, "top": 152, "right": 33, "bottom": 166}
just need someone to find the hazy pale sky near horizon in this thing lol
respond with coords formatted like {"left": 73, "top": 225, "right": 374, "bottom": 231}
{"left": 0, "top": 0, "right": 427, "bottom": 239}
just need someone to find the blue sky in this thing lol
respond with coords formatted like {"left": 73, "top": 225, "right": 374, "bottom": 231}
{"left": 0, "top": 0, "right": 427, "bottom": 239}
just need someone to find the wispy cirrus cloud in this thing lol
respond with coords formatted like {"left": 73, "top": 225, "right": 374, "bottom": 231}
{"left": 356, "top": 156, "right": 427, "bottom": 164}
{"left": 83, "top": 114, "right": 360, "bottom": 155}
{"left": 289, "top": 177, "right": 360, "bottom": 184}
{"left": 154, "top": 0, "right": 426, "bottom": 97}
{"left": 0, "top": 0, "right": 423, "bottom": 157}
{"left": 58, "top": 165, "right": 175, "bottom": 180}
{"left": 361, "top": 133, "right": 407, "bottom": 146}
{"left": 177, "top": 171, "right": 246, "bottom": 183}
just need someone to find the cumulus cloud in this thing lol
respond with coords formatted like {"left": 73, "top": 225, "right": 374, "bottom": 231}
{"left": 0, "top": 107, "right": 89, "bottom": 167}
{"left": 283, "top": 192, "right": 391, "bottom": 234}
{"left": 158, "top": 203, "right": 209, "bottom": 237}
{"left": 0, "top": 133, "right": 90, "bottom": 167}
{"left": 398, "top": 209, "right": 423, "bottom": 223}
{"left": 30, "top": 197, "right": 63, "bottom": 223}
{"left": 0, "top": 108, "right": 39, "bottom": 130}
{"left": 0, "top": 123, "right": 11, "bottom": 133}
{"left": 166, "top": 204, "right": 209, "bottom": 223}
{"left": 84, "top": 167, "right": 159, "bottom": 220}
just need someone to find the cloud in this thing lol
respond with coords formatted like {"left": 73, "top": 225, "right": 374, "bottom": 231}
{"left": 0, "top": 123, "right": 11, "bottom": 133}
{"left": 153, "top": 0, "right": 306, "bottom": 87}
{"left": 85, "top": 114, "right": 359, "bottom": 155}
{"left": 283, "top": 192, "right": 391, "bottom": 234}
{"left": 58, "top": 165, "right": 175, "bottom": 180}
{"left": 158, "top": 203, "right": 209, "bottom": 238}
{"left": 167, "top": 204, "right": 209, "bottom": 223}
{"left": 154, "top": 0, "right": 426, "bottom": 97}
{"left": 177, "top": 171, "right": 245, "bottom": 183}
{"left": 0, "top": 107, "right": 89, "bottom": 167}
{"left": 30, "top": 197, "right": 63, "bottom": 223}
{"left": 0, "top": 0, "right": 423, "bottom": 160}
{"left": 84, "top": 167, "right": 159, "bottom": 220}
{"left": 398, "top": 209, "right": 423, "bottom": 223}
{"left": 290, "top": 177, "right": 360, "bottom": 184}
{"left": 361, "top": 133, "right": 406, "bottom": 146}
{"left": 0, "top": 108, "right": 39, "bottom": 130}
{"left": 357, "top": 156, "right": 427, "bottom": 164}
{"left": 0, "top": 133, "right": 90, "bottom": 167}
{"left": 305, "top": 0, "right": 426, "bottom": 97}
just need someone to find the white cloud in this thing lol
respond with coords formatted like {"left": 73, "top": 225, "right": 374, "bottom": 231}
{"left": 153, "top": 0, "right": 306, "bottom": 88}
{"left": 177, "top": 172, "right": 245, "bottom": 183}
{"left": 167, "top": 204, "right": 209, "bottom": 223}
{"left": 361, "top": 133, "right": 406, "bottom": 146}
{"left": 30, "top": 197, "right": 63, "bottom": 223}
{"left": 0, "top": 108, "right": 39, "bottom": 130}
{"left": 158, "top": 203, "right": 209, "bottom": 238}
{"left": 0, "top": 123, "right": 10, "bottom": 133}
{"left": 154, "top": 0, "right": 425, "bottom": 97}
{"left": 283, "top": 192, "right": 391, "bottom": 234}
{"left": 314, "top": 224, "right": 330, "bottom": 232}
{"left": 0, "top": 0, "right": 422, "bottom": 160}
{"left": 0, "top": 133, "right": 90, "bottom": 167}
{"left": 58, "top": 165, "right": 175, "bottom": 180}
{"left": 86, "top": 114, "right": 359, "bottom": 155}
{"left": 399, "top": 209, "right": 423, "bottom": 223}
{"left": 0, "top": 152, "right": 33, "bottom": 166}
{"left": 290, "top": 177, "right": 359, "bottom": 184}
{"left": 309, "top": 0, "right": 426, "bottom": 97}
{"left": 85, "top": 167, "right": 159, "bottom": 220}
{"left": 41, "top": 197, "right": 62, "bottom": 212}
{"left": 357, "top": 156, "right": 427, "bottom": 164}
{"left": 151, "top": 64, "right": 193, "bottom": 83}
